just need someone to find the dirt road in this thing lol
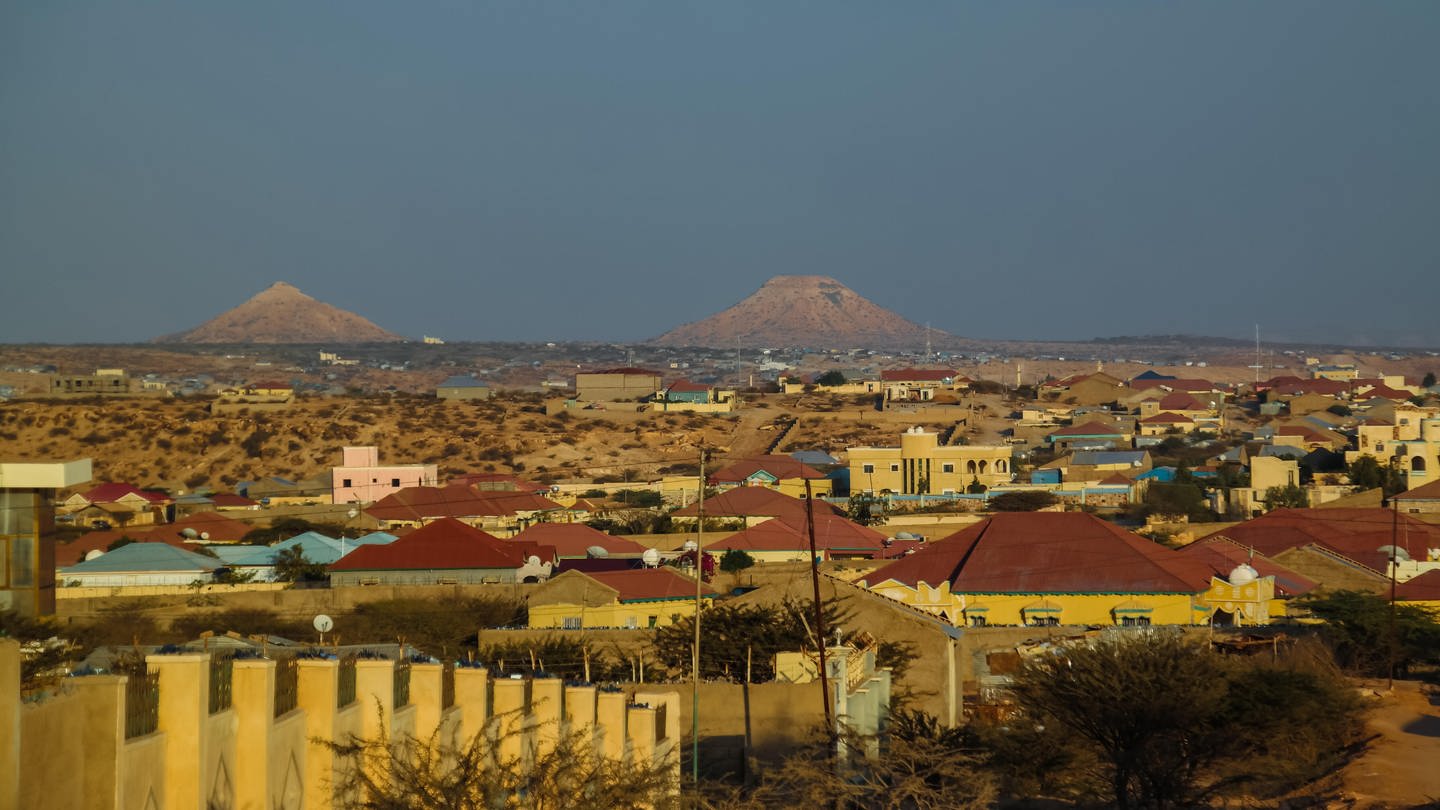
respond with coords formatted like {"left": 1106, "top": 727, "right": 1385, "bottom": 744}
{"left": 1342, "top": 680, "right": 1440, "bottom": 808}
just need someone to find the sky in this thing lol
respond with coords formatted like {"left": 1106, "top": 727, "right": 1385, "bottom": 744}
{"left": 2, "top": 2, "right": 1438, "bottom": 347}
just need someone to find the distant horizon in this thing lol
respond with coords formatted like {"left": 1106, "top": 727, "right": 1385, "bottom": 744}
{"left": 4, "top": 4, "right": 1437, "bottom": 347}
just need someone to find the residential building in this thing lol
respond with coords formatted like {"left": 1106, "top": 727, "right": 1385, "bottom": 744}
{"left": 59, "top": 542, "right": 220, "bottom": 587}
{"left": 331, "top": 446, "right": 439, "bottom": 505}
{"left": 327, "top": 517, "right": 553, "bottom": 586}
{"left": 1038, "top": 372, "right": 1125, "bottom": 406}
{"left": 848, "top": 427, "right": 1013, "bottom": 495}
{"left": 509, "top": 523, "right": 646, "bottom": 560}
{"left": 0, "top": 459, "right": 91, "bottom": 616}
{"left": 671, "top": 487, "right": 844, "bottom": 528}
{"left": 707, "top": 514, "right": 886, "bottom": 562}
{"left": 878, "top": 369, "right": 968, "bottom": 403}
{"left": 1395, "top": 479, "right": 1440, "bottom": 514}
{"left": 1045, "top": 420, "right": 1132, "bottom": 451}
{"left": 527, "top": 568, "right": 715, "bottom": 629}
{"left": 436, "top": 374, "right": 491, "bottom": 401}
{"left": 859, "top": 512, "right": 1289, "bottom": 627}
{"left": 654, "top": 380, "right": 736, "bottom": 413}
{"left": 61, "top": 482, "right": 171, "bottom": 526}
{"left": 45, "top": 369, "right": 142, "bottom": 397}
{"left": 1347, "top": 406, "right": 1440, "bottom": 491}
{"left": 364, "top": 484, "right": 563, "bottom": 534}
{"left": 707, "top": 454, "right": 831, "bottom": 498}
{"left": 574, "top": 368, "right": 663, "bottom": 402}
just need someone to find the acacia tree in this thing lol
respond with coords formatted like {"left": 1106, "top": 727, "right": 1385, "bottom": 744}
{"left": 1005, "top": 632, "right": 1363, "bottom": 809}
{"left": 323, "top": 706, "right": 679, "bottom": 810}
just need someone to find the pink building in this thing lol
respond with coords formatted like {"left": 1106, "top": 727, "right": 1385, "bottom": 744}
{"left": 331, "top": 446, "right": 438, "bottom": 505}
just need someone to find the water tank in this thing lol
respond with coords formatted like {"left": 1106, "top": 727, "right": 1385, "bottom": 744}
{"left": 642, "top": 548, "right": 661, "bottom": 567}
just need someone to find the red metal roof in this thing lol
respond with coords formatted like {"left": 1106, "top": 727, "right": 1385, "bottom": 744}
{"left": 510, "top": 523, "right": 645, "bottom": 558}
{"left": 1176, "top": 537, "right": 1318, "bottom": 597}
{"left": 672, "top": 487, "right": 844, "bottom": 519}
{"left": 709, "top": 515, "right": 885, "bottom": 555}
{"left": 1198, "top": 508, "right": 1440, "bottom": 574}
{"left": 328, "top": 517, "right": 535, "bottom": 571}
{"left": 1050, "top": 420, "right": 1128, "bottom": 437}
{"left": 1398, "top": 570, "right": 1440, "bottom": 601}
{"left": 158, "top": 512, "right": 253, "bottom": 543}
{"left": 709, "top": 455, "right": 827, "bottom": 484}
{"left": 1140, "top": 412, "right": 1194, "bottom": 424}
{"left": 1158, "top": 392, "right": 1208, "bottom": 410}
{"left": 1396, "top": 479, "right": 1440, "bottom": 501}
{"left": 864, "top": 512, "right": 1215, "bottom": 594}
{"left": 209, "top": 493, "right": 259, "bottom": 508}
{"left": 666, "top": 380, "right": 712, "bottom": 393}
{"left": 365, "top": 485, "right": 562, "bottom": 522}
{"left": 584, "top": 568, "right": 715, "bottom": 601}
{"left": 78, "top": 483, "right": 170, "bottom": 504}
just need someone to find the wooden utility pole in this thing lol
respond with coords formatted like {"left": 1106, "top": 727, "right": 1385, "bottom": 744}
{"left": 804, "top": 479, "right": 834, "bottom": 734}
{"left": 692, "top": 449, "right": 707, "bottom": 785}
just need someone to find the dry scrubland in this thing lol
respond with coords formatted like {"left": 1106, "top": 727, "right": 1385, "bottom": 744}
{"left": 0, "top": 392, "right": 1005, "bottom": 493}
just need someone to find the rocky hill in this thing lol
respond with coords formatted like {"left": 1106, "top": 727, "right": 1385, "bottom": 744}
{"left": 649, "top": 275, "right": 942, "bottom": 349}
{"left": 154, "top": 282, "right": 404, "bottom": 344}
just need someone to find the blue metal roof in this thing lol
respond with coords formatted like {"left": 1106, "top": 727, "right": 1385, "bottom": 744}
{"left": 1071, "top": 451, "right": 1147, "bottom": 467}
{"left": 63, "top": 543, "right": 220, "bottom": 573}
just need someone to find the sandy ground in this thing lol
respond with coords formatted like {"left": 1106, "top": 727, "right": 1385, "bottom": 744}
{"left": 1341, "top": 680, "right": 1440, "bottom": 809}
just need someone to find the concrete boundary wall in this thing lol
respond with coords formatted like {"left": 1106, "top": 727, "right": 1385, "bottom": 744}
{"left": 0, "top": 639, "right": 678, "bottom": 810}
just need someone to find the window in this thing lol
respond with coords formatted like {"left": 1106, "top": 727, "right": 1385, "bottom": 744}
{"left": 342, "top": 478, "right": 352, "bottom": 488}
{"left": 862, "top": 464, "right": 875, "bottom": 474}
{"left": 648, "top": 615, "right": 658, "bottom": 628}
{"left": 624, "top": 616, "right": 639, "bottom": 629}
{"left": 890, "top": 464, "right": 900, "bottom": 472}
{"left": 562, "top": 617, "right": 582, "bottom": 630}
{"left": 968, "top": 615, "right": 987, "bottom": 627}
{"left": 1120, "top": 616, "right": 1151, "bottom": 627}
{"left": 942, "top": 463, "right": 954, "bottom": 474}
{"left": 391, "top": 478, "right": 401, "bottom": 487}
{"left": 1030, "top": 616, "right": 1059, "bottom": 627}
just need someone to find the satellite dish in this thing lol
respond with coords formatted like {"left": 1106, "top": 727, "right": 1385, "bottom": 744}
{"left": 527, "top": 555, "right": 541, "bottom": 567}
{"left": 586, "top": 545, "right": 610, "bottom": 558}
{"left": 550, "top": 485, "right": 561, "bottom": 493}
{"left": 682, "top": 540, "right": 698, "bottom": 552}
{"left": 642, "top": 548, "right": 661, "bottom": 567}
{"left": 85, "top": 549, "right": 104, "bottom": 561}
{"left": 199, "top": 532, "right": 210, "bottom": 541}
{"left": 313, "top": 614, "right": 334, "bottom": 633}
{"left": 181, "top": 528, "right": 199, "bottom": 539}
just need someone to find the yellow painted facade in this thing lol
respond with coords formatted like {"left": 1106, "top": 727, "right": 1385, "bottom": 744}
{"left": 866, "top": 573, "right": 1282, "bottom": 627}
{"left": 1349, "top": 408, "right": 1440, "bottom": 491}
{"left": 849, "top": 428, "right": 1012, "bottom": 494}
{"left": 528, "top": 597, "right": 702, "bottom": 630}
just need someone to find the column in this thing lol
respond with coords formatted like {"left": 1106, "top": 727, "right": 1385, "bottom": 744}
{"left": 147, "top": 652, "right": 210, "bottom": 810}
{"left": 232, "top": 658, "right": 276, "bottom": 810}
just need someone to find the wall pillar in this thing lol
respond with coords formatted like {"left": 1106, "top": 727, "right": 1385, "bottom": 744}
{"left": 626, "top": 705, "right": 659, "bottom": 765}
{"left": 147, "top": 652, "right": 210, "bottom": 810}
{"left": 232, "top": 658, "right": 276, "bottom": 810}
{"left": 297, "top": 659, "right": 339, "bottom": 810}
{"left": 70, "top": 675, "right": 127, "bottom": 810}
{"left": 453, "top": 667, "right": 490, "bottom": 746}
{"left": 354, "top": 659, "right": 395, "bottom": 742}
{"left": 596, "top": 691, "right": 628, "bottom": 762}
{"left": 0, "top": 640, "right": 19, "bottom": 810}
{"left": 530, "top": 678, "right": 563, "bottom": 760}
{"left": 409, "top": 663, "right": 444, "bottom": 743}
{"left": 563, "top": 684, "right": 597, "bottom": 758}
{"left": 490, "top": 677, "right": 529, "bottom": 767}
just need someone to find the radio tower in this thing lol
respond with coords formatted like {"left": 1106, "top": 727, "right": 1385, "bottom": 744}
{"left": 1248, "top": 325, "right": 1263, "bottom": 385}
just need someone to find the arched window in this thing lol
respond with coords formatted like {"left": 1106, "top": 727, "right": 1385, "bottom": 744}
{"left": 1413, "top": 456, "right": 1428, "bottom": 472}
{"left": 966, "top": 460, "right": 977, "bottom": 474}
{"left": 978, "top": 460, "right": 989, "bottom": 474}
{"left": 997, "top": 460, "right": 1007, "bottom": 473}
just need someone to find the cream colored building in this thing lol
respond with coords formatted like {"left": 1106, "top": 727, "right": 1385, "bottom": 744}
{"left": 848, "top": 428, "right": 1013, "bottom": 495}
{"left": 1348, "top": 405, "right": 1440, "bottom": 491}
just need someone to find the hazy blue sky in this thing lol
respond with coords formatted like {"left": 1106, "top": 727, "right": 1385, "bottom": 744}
{"left": 3, "top": 3, "right": 1437, "bottom": 347}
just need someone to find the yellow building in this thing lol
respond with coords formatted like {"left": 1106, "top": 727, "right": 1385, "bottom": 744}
{"left": 849, "top": 427, "right": 1012, "bottom": 494}
{"left": 708, "top": 455, "right": 833, "bottom": 499}
{"left": 860, "top": 512, "right": 1310, "bottom": 627}
{"left": 527, "top": 568, "right": 715, "bottom": 629}
{"left": 1348, "top": 406, "right": 1440, "bottom": 491}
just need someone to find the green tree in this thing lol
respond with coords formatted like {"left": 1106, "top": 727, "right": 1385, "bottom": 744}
{"left": 1141, "top": 482, "right": 1213, "bottom": 522}
{"left": 718, "top": 549, "right": 755, "bottom": 576}
{"left": 846, "top": 493, "right": 886, "bottom": 526}
{"left": 1005, "top": 633, "right": 1364, "bottom": 809}
{"left": 1299, "top": 589, "right": 1440, "bottom": 677}
{"left": 1346, "top": 455, "right": 1405, "bottom": 497}
{"left": 987, "top": 491, "right": 1058, "bottom": 512}
{"left": 272, "top": 546, "right": 328, "bottom": 583}
{"left": 814, "top": 370, "right": 847, "bottom": 387}
{"left": 1263, "top": 483, "right": 1309, "bottom": 509}
{"left": 1423, "top": 371, "right": 1436, "bottom": 388}
{"left": 965, "top": 477, "right": 987, "bottom": 494}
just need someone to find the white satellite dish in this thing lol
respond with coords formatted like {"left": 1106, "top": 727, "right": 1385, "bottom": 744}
{"left": 85, "top": 549, "right": 105, "bottom": 561}
{"left": 313, "top": 614, "right": 334, "bottom": 633}
{"left": 199, "top": 532, "right": 210, "bottom": 541}
{"left": 586, "top": 545, "right": 610, "bottom": 558}
{"left": 642, "top": 548, "right": 661, "bottom": 567}
{"left": 682, "top": 540, "right": 698, "bottom": 552}
{"left": 181, "top": 528, "right": 199, "bottom": 539}
{"left": 527, "top": 555, "right": 541, "bottom": 567}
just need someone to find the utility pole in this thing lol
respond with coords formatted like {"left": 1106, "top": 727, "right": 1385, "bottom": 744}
{"left": 804, "top": 479, "right": 834, "bottom": 737}
{"left": 1388, "top": 488, "right": 1398, "bottom": 691}
{"left": 691, "top": 449, "right": 706, "bottom": 785}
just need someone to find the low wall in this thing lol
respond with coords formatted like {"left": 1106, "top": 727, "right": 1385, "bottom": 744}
{"left": 0, "top": 641, "right": 680, "bottom": 810}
